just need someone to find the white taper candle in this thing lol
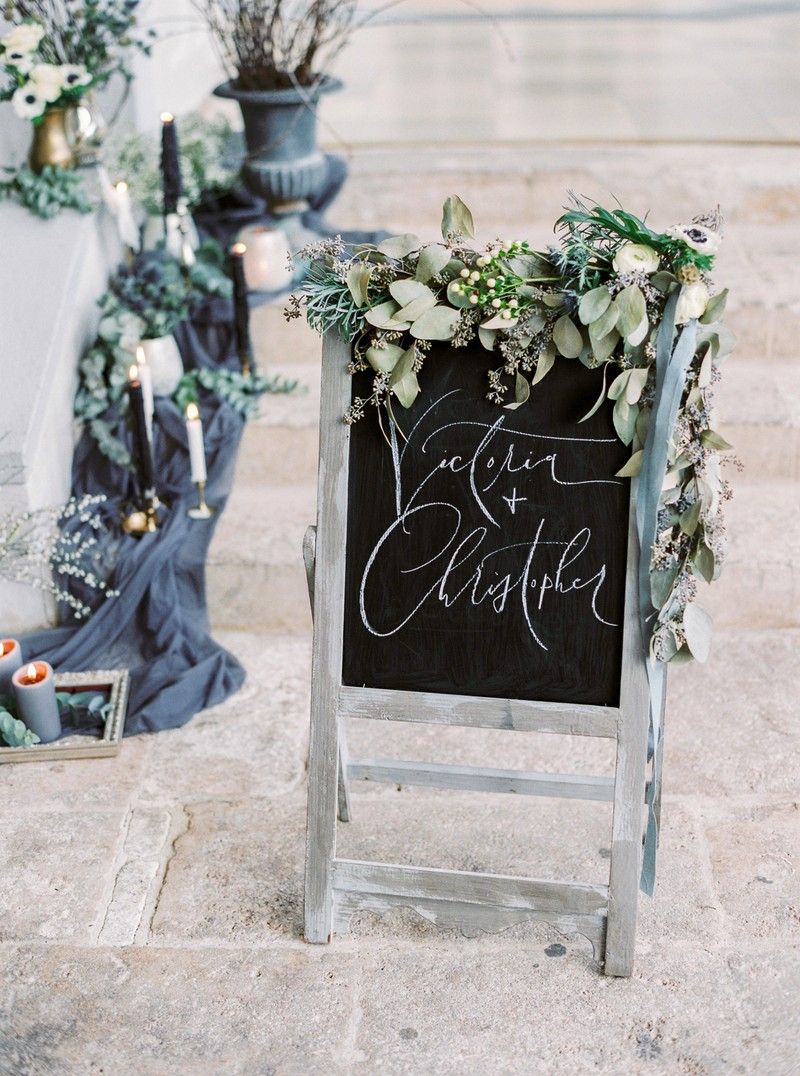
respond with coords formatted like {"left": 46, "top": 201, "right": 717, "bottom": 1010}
{"left": 135, "top": 345, "right": 155, "bottom": 442}
{"left": 185, "top": 402, "right": 207, "bottom": 484}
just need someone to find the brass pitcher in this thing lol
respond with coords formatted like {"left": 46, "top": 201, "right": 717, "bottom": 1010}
{"left": 28, "top": 108, "right": 75, "bottom": 173}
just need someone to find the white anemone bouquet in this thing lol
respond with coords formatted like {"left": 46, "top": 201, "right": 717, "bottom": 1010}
{"left": 1, "top": 21, "right": 92, "bottom": 121}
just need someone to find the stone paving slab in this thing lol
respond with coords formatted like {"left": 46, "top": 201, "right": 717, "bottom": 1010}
{"left": 0, "top": 810, "right": 126, "bottom": 945}
{"left": 0, "top": 944, "right": 359, "bottom": 1076}
{"left": 666, "top": 629, "right": 800, "bottom": 797}
{"left": 703, "top": 801, "right": 800, "bottom": 948}
{"left": 350, "top": 944, "right": 756, "bottom": 1076}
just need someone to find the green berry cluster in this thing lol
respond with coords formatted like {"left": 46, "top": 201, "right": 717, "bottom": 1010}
{"left": 449, "top": 240, "right": 532, "bottom": 319}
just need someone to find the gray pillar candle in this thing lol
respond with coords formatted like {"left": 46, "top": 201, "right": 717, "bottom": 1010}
{"left": 12, "top": 661, "right": 61, "bottom": 744}
{"left": 0, "top": 639, "right": 22, "bottom": 696}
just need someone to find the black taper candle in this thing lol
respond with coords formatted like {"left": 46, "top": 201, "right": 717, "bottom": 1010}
{"left": 160, "top": 113, "right": 182, "bottom": 217}
{"left": 127, "top": 366, "right": 156, "bottom": 499}
{"left": 230, "top": 243, "right": 254, "bottom": 375}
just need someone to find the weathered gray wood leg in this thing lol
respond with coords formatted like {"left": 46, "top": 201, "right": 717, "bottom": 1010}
{"left": 604, "top": 516, "right": 651, "bottom": 977}
{"left": 303, "top": 525, "right": 352, "bottom": 823}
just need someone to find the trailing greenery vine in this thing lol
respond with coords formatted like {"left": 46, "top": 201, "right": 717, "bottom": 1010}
{"left": 288, "top": 195, "right": 738, "bottom": 666}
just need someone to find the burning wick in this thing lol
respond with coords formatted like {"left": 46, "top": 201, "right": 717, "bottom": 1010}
{"left": 24, "top": 663, "right": 41, "bottom": 684}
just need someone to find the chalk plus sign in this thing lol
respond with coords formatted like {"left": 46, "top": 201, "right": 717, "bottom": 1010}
{"left": 502, "top": 488, "right": 527, "bottom": 515}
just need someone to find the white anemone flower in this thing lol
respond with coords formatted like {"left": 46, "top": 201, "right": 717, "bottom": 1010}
{"left": 1, "top": 22, "right": 45, "bottom": 55}
{"left": 4, "top": 48, "right": 35, "bottom": 74}
{"left": 612, "top": 242, "right": 660, "bottom": 275}
{"left": 666, "top": 223, "right": 721, "bottom": 256}
{"left": 29, "top": 63, "right": 65, "bottom": 103}
{"left": 12, "top": 85, "right": 46, "bottom": 120}
{"left": 675, "top": 281, "right": 710, "bottom": 324}
{"left": 60, "top": 65, "right": 92, "bottom": 92}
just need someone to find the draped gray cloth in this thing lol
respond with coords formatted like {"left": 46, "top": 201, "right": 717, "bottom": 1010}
{"left": 22, "top": 296, "right": 246, "bottom": 736}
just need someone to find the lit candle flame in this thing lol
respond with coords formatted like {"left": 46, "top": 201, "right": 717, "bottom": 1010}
{"left": 129, "top": 364, "right": 139, "bottom": 381}
{"left": 160, "top": 112, "right": 174, "bottom": 124}
{"left": 115, "top": 181, "right": 128, "bottom": 194}
{"left": 186, "top": 402, "right": 200, "bottom": 421}
{"left": 26, "top": 663, "right": 37, "bottom": 681}
{"left": 1, "top": 640, "right": 13, "bottom": 656}
{"left": 231, "top": 242, "right": 247, "bottom": 256}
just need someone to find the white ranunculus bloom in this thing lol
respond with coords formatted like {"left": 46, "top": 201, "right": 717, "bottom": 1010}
{"left": 675, "top": 281, "right": 709, "bottom": 324}
{"left": 29, "top": 63, "right": 65, "bottom": 103}
{"left": 667, "top": 223, "right": 721, "bottom": 256}
{"left": 60, "top": 64, "right": 92, "bottom": 91}
{"left": 12, "top": 85, "right": 46, "bottom": 120}
{"left": 612, "top": 242, "right": 660, "bottom": 275}
{"left": 1, "top": 22, "right": 45, "bottom": 55}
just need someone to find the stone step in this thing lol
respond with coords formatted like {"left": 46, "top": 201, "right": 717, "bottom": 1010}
{"left": 207, "top": 479, "right": 798, "bottom": 633}
{"left": 243, "top": 352, "right": 800, "bottom": 487}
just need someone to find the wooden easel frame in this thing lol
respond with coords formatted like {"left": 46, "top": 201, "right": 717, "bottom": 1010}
{"left": 303, "top": 333, "right": 651, "bottom": 977}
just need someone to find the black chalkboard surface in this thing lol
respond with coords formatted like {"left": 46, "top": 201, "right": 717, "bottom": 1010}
{"left": 342, "top": 344, "right": 631, "bottom": 706}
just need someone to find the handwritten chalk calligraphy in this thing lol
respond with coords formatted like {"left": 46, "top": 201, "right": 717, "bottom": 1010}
{"left": 359, "top": 391, "right": 624, "bottom": 650}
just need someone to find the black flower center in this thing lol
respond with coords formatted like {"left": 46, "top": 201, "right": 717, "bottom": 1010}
{"left": 686, "top": 228, "right": 707, "bottom": 244}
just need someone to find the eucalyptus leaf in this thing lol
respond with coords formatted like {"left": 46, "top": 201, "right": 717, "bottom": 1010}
{"left": 700, "top": 288, "right": 728, "bottom": 325}
{"left": 416, "top": 243, "right": 454, "bottom": 284}
{"left": 505, "top": 372, "right": 530, "bottom": 410}
{"left": 651, "top": 565, "right": 679, "bottom": 607}
{"left": 552, "top": 314, "right": 583, "bottom": 358}
{"left": 502, "top": 253, "right": 553, "bottom": 279}
{"left": 389, "top": 279, "right": 435, "bottom": 307}
{"left": 394, "top": 294, "right": 438, "bottom": 322}
{"left": 478, "top": 327, "right": 497, "bottom": 351}
{"left": 680, "top": 499, "right": 702, "bottom": 536}
{"left": 389, "top": 345, "right": 420, "bottom": 408}
{"left": 542, "top": 293, "right": 565, "bottom": 309}
{"left": 532, "top": 347, "right": 555, "bottom": 386}
{"left": 441, "top": 194, "right": 475, "bottom": 239}
{"left": 627, "top": 313, "right": 650, "bottom": 347}
{"left": 365, "top": 300, "right": 409, "bottom": 331}
{"left": 481, "top": 313, "right": 518, "bottom": 330}
{"left": 447, "top": 279, "right": 473, "bottom": 309}
{"left": 578, "top": 366, "right": 609, "bottom": 423}
{"left": 683, "top": 602, "right": 713, "bottom": 662}
{"left": 366, "top": 343, "right": 404, "bottom": 374}
{"left": 578, "top": 286, "right": 611, "bottom": 325}
{"left": 409, "top": 305, "right": 460, "bottom": 341}
{"left": 377, "top": 233, "right": 422, "bottom": 259}
{"left": 701, "top": 429, "right": 733, "bottom": 451}
{"left": 588, "top": 302, "right": 619, "bottom": 341}
{"left": 591, "top": 329, "right": 620, "bottom": 364}
{"left": 651, "top": 271, "right": 678, "bottom": 293}
{"left": 625, "top": 367, "right": 649, "bottom": 405}
{"left": 694, "top": 541, "right": 716, "bottom": 583}
{"left": 346, "top": 263, "right": 372, "bottom": 306}
{"left": 607, "top": 370, "right": 631, "bottom": 401}
{"left": 698, "top": 348, "right": 713, "bottom": 388}
{"left": 615, "top": 449, "right": 643, "bottom": 477}
{"left": 614, "top": 285, "right": 647, "bottom": 340}
{"left": 613, "top": 396, "right": 638, "bottom": 445}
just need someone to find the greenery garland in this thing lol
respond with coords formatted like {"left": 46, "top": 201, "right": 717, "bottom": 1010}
{"left": 288, "top": 195, "right": 737, "bottom": 665}
{"left": 0, "top": 163, "right": 92, "bottom": 219}
{"left": 75, "top": 241, "right": 298, "bottom": 466}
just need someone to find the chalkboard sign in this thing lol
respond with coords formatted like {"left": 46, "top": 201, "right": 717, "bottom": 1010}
{"left": 342, "top": 344, "right": 631, "bottom": 707}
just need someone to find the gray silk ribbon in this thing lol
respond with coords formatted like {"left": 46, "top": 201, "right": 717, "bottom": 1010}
{"left": 635, "top": 289, "right": 698, "bottom": 894}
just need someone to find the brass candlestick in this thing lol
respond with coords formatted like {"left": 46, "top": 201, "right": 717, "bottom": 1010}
{"left": 188, "top": 481, "right": 216, "bottom": 520}
{"left": 122, "top": 492, "right": 162, "bottom": 536}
